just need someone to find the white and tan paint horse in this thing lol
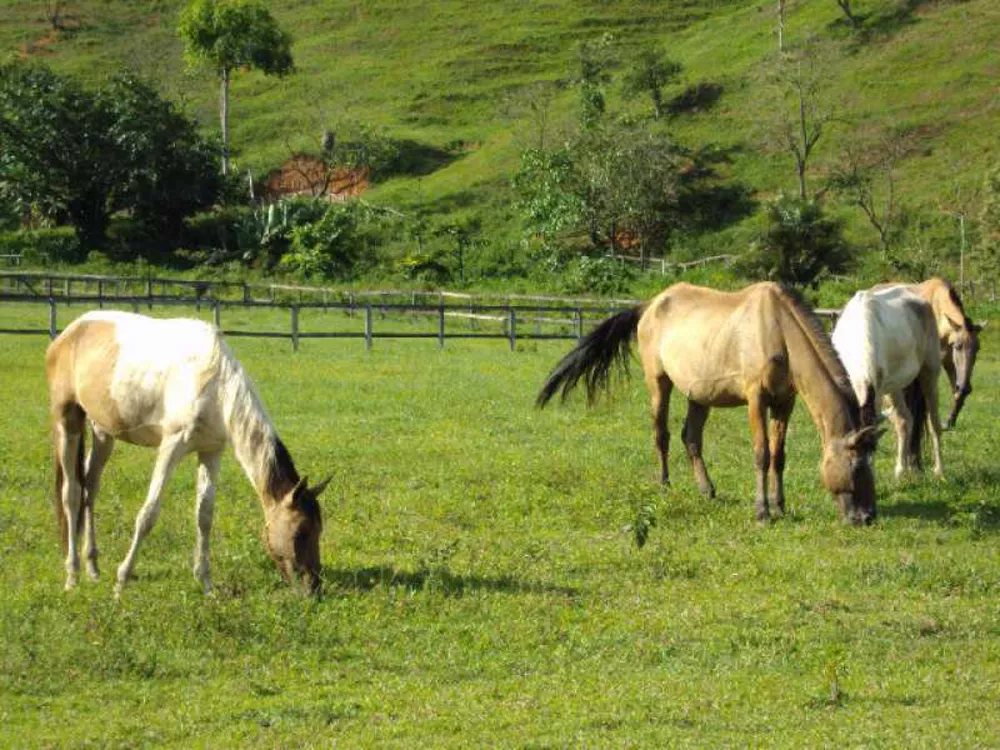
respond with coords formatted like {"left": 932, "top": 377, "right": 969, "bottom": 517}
{"left": 46, "top": 310, "right": 329, "bottom": 595}
{"left": 831, "top": 285, "right": 944, "bottom": 479}
{"left": 538, "top": 282, "right": 880, "bottom": 524}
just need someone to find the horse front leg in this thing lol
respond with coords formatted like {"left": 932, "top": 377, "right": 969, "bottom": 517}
{"left": 194, "top": 451, "right": 221, "bottom": 593}
{"left": 681, "top": 400, "right": 715, "bottom": 498}
{"left": 645, "top": 372, "right": 673, "bottom": 485}
{"left": 116, "top": 433, "right": 189, "bottom": 597}
{"left": 768, "top": 399, "right": 794, "bottom": 517}
{"left": 82, "top": 426, "right": 115, "bottom": 581}
{"left": 747, "top": 393, "right": 771, "bottom": 521}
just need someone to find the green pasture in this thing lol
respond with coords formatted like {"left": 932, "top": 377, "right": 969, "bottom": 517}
{"left": 1, "top": 304, "right": 999, "bottom": 746}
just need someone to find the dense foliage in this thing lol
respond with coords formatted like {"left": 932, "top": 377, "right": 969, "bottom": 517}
{"left": 0, "top": 62, "right": 219, "bottom": 256}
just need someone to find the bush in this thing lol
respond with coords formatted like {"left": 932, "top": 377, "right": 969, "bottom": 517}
{"left": 0, "top": 228, "right": 81, "bottom": 265}
{"left": 740, "top": 195, "right": 851, "bottom": 289}
{"left": 561, "top": 255, "right": 636, "bottom": 296}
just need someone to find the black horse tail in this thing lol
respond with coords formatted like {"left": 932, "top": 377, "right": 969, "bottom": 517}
{"left": 536, "top": 305, "right": 644, "bottom": 407}
{"left": 903, "top": 379, "right": 926, "bottom": 470}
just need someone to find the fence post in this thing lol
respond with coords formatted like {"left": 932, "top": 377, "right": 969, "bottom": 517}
{"left": 576, "top": 308, "right": 583, "bottom": 340}
{"left": 438, "top": 301, "right": 446, "bottom": 348}
{"left": 48, "top": 297, "right": 57, "bottom": 340}
{"left": 98, "top": 280, "right": 104, "bottom": 309}
{"left": 364, "top": 304, "right": 373, "bottom": 351}
{"left": 146, "top": 278, "right": 153, "bottom": 310}
{"left": 65, "top": 279, "right": 71, "bottom": 307}
{"left": 291, "top": 305, "right": 299, "bottom": 352}
{"left": 213, "top": 300, "right": 221, "bottom": 329}
{"left": 508, "top": 307, "right": 517, "bottom": 352}
{"left": 243, "top": 282, "right": 250, "bottom": 304}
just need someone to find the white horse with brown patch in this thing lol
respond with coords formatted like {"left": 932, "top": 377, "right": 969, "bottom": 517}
{"left": 831, "top": 286, "right": 944, "bottom": 479}
{"left": 46, "top": 310, "right": 329, "bottom": 595}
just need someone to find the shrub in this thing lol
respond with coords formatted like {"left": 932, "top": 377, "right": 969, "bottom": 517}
{"left": 740, "top": 195, "right": 851, "bottom": 289}
{"left": 0, "top": 228, "right": 81, "bottom": 265}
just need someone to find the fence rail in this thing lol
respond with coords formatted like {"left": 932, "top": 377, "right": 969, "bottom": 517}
{"left": 0, "top": 292, "right": 623, "bottom": 351}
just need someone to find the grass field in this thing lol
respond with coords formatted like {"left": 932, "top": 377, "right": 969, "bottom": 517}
{"left": 1, "top": 302, "right": 999, "bottom": 746}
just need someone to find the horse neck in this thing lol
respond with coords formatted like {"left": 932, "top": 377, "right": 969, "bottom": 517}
{"left": 217, "top": 346, "right": 299, "bottom": 507}
{"left": 776, "top": 302, "right": 858, "bottom": 443}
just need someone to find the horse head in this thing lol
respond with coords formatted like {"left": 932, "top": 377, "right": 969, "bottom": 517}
{"left": 944, "top": 319, "right": 984, "bottom": 429}
{"left": 821, "top": 425, "right": 883, "bottom": 525}
{"left": 265, "top": 475, "right": 329, "bottom": 594}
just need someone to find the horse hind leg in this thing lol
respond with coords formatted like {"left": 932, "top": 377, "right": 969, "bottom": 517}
{"left": 886, "top": 390, "right": 913, "bottom": 479}
{"left": 768, "top": 399, "right": 794, "bottom": 517}
{"left": 81, "top": 426, "right": 114, "bottom": 581}
{"left": 53, "top": 403, "right": 86, "bottom": 591}
{"left": 645, "top": 372, "right": 673, "bottom": 485}
{"left": 747, "top": 391, "right": 771, "bottom": 521}
{"left": 681, "top": 400, "right": 715, "bottom": 498}
{"left": 918, "top": 367, "right": 944, "bottom": 477}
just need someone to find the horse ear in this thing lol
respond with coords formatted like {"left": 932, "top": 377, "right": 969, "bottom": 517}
{"left": 311, "top": 476, "right": 332, "bottom": 497}
{"left": 846, "top": 425, "right": 885, "bottom": 451}
{"left": 285, "top": 477, "right": 308, "bottom": 507}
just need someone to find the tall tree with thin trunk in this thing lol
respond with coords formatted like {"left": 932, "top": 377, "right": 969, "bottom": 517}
{"left": 178, "top": 0, "right": 294, "bottom": 176}
{"left": 759, "top": 38, "right": 836, "bottom": 200}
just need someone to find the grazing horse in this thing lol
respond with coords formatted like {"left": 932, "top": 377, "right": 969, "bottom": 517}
{"left": 537, "top": 282, "right": 879, "bottom": 524}
{"left": 892, "top": 278, "right": 983, "bottom": 430}
{"left": 831, "top": 286, "right": 943, "bottom": 479}
{"left": 46, "top": 311, "right": 329, "bottom": 595}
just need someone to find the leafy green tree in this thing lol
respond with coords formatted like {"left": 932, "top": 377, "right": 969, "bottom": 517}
{"left": 179, "top": 0, "right": 294, "bottom": 176}
{"left": 621, "top": 48, "right": 682, "bottom": 120}
{"left": 0, "top": 62, "right": 220, "bottom": 254}
{"left": 0, "top": 62, "right": 118, "bottom": 254}
{"left": 743, "top": 194, "right": 851, "bottom": 288}
{"left": 104, "top": 73, "right": 221, "bottom": 243}
{"left": 577, "top": 33, "right": 616, "bottom": 131}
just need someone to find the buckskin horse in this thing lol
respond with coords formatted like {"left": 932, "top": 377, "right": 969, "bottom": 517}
{"left": 46, "top": 310, "right": 329, "bottom": 595}
{"left": 537, "top": 282, "right": 879, "bottom": 524}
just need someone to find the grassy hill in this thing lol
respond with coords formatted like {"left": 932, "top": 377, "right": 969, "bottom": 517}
{"left": 2, "top": 0, "right": 998, "bottom": 276}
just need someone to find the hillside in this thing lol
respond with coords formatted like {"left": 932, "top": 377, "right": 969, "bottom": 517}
{"left": 2, "top": 0, "right": 998, "bottom": 272}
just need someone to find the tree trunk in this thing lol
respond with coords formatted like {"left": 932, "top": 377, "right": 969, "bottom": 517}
{"left": 777, "top": 0, "right": 785, "bottom": 53}
{"left": 220, "top": 67, "right": 230, "bottom": 177}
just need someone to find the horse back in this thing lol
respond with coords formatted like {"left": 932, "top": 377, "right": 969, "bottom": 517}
{"left": 46, "top": 312, "right": 224, "bottom": 446}
{"left": 639, "top": 282, "right": 791, "bottom": 404}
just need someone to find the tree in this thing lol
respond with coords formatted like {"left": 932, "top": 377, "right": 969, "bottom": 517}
{"left": 830, "top": 129, "right": 912, "bottom": 257}
{"left": 179, "top": 0, "right": 294, "bottom": 176}
{"left": 759, "top": 39, "right": 837, "bottom": 200}
{"left": 105, "top": 73, "right": 221, "bottom": 242}
{"left": 834, "top": 0, "right": 862, "bottom": 30}
{"left": 0, "top": 62, "right": 119, "bottom": 253}
{"left": 976, "top": 163, "right": 1000, "bottom": 277}
{"left": 0, "top": 62, "right": 220, "bottom": 253}
{"left": 577, "top": 33, "right": 616, "bottom": 131}
{"left": 743, "top": 194, "right": 851, "bottom": 288}
{"left": 621, "top": 47, "right": 682, "bottom": 120}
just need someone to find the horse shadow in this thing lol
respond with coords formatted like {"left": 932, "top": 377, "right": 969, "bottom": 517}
{"left": 321, "top": 565, "right": 578, "bottom": 598}
{"left": 879, "top": 466, "right": 1000, "bottom": 531}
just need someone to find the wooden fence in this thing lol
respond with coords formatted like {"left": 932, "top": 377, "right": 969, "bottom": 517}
{"left": 0, "top": 292, "right": 625, "bottom": 351}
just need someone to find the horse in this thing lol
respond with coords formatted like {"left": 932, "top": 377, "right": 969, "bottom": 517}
{"left": 888, "top": 278, "right": 983, "bottom": 431}
{"left": 46, "top": 310, "right": 329, "bottom": 595}
{"left": 831, "top": 285, "right": 943, "bottom": 479}
{"left": 537, "top": 282, "right": 880, "bottom": 525}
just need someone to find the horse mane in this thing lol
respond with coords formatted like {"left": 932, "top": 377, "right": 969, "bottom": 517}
{"left": 938, "top": 278, "right": 974, "bottom": 331}
{"left": 216, "top": 339, "right": 301, "bottom": 501}
{"left": 771, "top": 285, "right": 859, "bottom": 407}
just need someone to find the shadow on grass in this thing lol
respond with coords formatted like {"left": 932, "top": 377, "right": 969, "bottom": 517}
{"left": 879, "top": 466, "right": 1000, "bottom": 531}
{"left": 667, "top": 82, "right": 724, "bottom": 117}
{"left": 322, "top": 565, "right": 578, "bottom": 598}
{"left": 382, "top": 139, "right": 462, "bottom": 179}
